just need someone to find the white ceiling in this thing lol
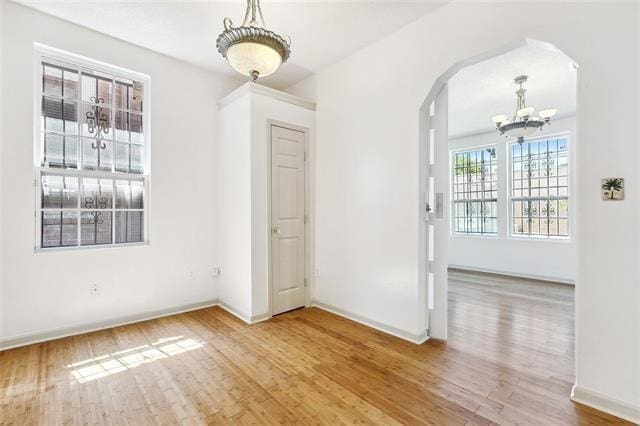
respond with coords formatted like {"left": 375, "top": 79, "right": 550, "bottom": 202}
{"left": 448, "top": 45, "right": 577, "bottom": 139}
{"left": 16, "top": 0, "right": 445, "bottom": 89}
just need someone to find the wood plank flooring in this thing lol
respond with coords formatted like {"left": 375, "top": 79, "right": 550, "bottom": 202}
{"left": 0, "top": 272, "right": 630, "bottom": 425}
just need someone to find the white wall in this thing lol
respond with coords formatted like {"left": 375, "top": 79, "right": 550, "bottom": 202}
{"left": 249, "top": 89, "right": 315, "bottom": 317}
{"left": 0, "top": 3, "right": 241, "bottom": 344}
{"left": 217, "top": 93, "right": 253, "bottom": 319}
{"left": 0, "top": 0, "right": 4, "bottom": 341}
{"left": 217, "top": 84, "right": 315, "bottom": 320}
{"left": 285, "top": 77, "right": 317, "bottom": 102}
{"left": 448, "top": 116, "right": 577, "bottom": 283}
{"left": 302, "top": 1, "right": 639, "bottom": 416}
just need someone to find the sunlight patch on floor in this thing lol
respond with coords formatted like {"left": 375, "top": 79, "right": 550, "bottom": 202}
{"left": 67, "top": 336, "right": 204, "bottom": 383}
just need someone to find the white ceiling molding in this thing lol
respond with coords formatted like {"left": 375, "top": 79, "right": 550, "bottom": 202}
{"left": 217, "top": 81, "right": 316, "bottom": 111}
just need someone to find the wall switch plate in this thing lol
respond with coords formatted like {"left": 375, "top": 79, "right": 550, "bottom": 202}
{"left": 211, "top": 267, "right": 221, "bottom": 277}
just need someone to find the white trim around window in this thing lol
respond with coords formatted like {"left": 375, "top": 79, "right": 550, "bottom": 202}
{"left": 33, "top": 43, "right": 151, "bottom": 251}
{"left": 507, "top": 132, "right": 571, "bottom": 241}
{"left": 449, "top": 144, "right": 499, "bottom": 237}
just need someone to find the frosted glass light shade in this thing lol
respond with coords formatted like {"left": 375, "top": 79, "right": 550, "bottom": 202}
{"left": 517, "top": 107, "right": 535, "bottom": 118}
{"left": 492, "top": 114, "right": 508, "bottom": 124}
{"left": 226, "top": 42, "right": 282, "bottom": 79}
{"left": 539, "top": 108, "right": 558, "bottom": 119}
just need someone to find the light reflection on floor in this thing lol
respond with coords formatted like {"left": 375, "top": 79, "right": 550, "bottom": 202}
{"left": 67, "top": 336, "right": 204, "bottom": 383}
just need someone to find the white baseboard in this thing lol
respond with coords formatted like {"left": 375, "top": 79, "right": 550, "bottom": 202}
{"left": 311, "top": 300, "right": 429, "bottom": 345}
{"left": 1, "top": 299, "right": 275, "bottom": 352}
{"left": 448, "top": 264, "right": 575, "bottom": 285}
{"left": 250, "top": 312, "right": 272, "bottom": 323}
{"left": 0, "top": 299, "right": 220, "bottom": 352}
{"left": 571, "top": 384, "right": 640, "bottom": 424}
{"left": 1, "top": 299, "right": 428, "bottom": 350}
{"left": 217, "top": 302, "right": 271, "bottom": 324}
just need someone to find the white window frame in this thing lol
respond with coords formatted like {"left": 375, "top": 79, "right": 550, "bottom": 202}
{"left": 33, "top": 43, "right": 151, "bottom": 251}
{"left": 449, "top": 144, "right": 499, "bottom": 237}
{"left": 507, "top": 132, "right": 571, "bottom": 241}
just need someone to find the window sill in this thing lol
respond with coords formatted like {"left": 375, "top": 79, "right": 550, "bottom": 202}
{"left": 450, "top": 233, "right": 499, "bottom": 241}
{"left": 34, "top": 241, "right": 150, "bottom": 254}
{"left": 507, "top": 235, "right": 572, "bottom": 244}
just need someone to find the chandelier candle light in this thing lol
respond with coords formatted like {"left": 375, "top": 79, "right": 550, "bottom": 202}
{"left": 216, "top": 0, "right": 291, "bottom": 81}
{"left": 492, "top": 75, "right": 557, "bottom": 144}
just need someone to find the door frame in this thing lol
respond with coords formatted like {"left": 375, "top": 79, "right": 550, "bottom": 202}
{"left": 418, "top": 38, "right": 579, "bottom": 340}
{"left": 267, "top": 119, "right": 312, "bottom": 317}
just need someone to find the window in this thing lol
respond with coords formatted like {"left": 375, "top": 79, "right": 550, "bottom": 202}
{"left": 35, "top": 46, "right": 149, "bottom": 249}
{"left": 510, "top": 136, "right": 569, "bottom": 238}
{"left": 452, "top": 147, "right": 497, "bottom": 235}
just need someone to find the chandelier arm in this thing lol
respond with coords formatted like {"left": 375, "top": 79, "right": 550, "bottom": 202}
{"left": 241, "top": 0, "right": 252, "bottom": 27}
{"left": 514, "top": 90, "right": 523, "bottom": 120}
{"left": 251, "top": 0, "right": 257, "bottom": 25}
{"left": 256, "top": 0, "right": 267, "bottom": 28}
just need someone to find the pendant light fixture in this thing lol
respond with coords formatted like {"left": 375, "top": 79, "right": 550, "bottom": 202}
{"left": 492, "top": 75, "right": 557, "bottom": 144}
{"left": 216, "top": 0, "right": 291, "bottom": 81}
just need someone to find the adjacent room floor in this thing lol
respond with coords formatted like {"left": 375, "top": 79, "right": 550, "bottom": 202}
{"left": 0, "top": 272, "right": 628, "bottom": 424}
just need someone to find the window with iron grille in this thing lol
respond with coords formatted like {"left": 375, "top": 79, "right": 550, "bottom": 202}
{"left": 452, "top": 147, "right": 498, "bottom": 235}
{"left": 510, "top": 137, "right": 569, "bottom": 238}
{"left": 36, "top": 46, "right": 149, "bottom": 249}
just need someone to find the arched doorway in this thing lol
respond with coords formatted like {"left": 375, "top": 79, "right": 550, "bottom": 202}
{"left": 418, "top": 38, "right": 579, "bottom": 343}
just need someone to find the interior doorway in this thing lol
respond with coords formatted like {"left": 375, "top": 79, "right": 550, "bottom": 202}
{"left": 419, "top": 37, "right": 580, "bottom": 403}
{"left": 419, "top": 38, "right": 578, "bottom": 343}
{"left": 269, "top": 123, "right": 309, "bottom": 315}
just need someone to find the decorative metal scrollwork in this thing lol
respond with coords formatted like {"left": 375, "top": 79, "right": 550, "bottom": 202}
{"left": 87, "top": 212, "right": 104, "bottom": 225}
{"left": 91, "top": 140, "right": 107, "bottom": 150}
{"left": 523, "top": 202, "right": 538, "bottom": 217}
{"left": 84, "top": 195, "right": 109, "bottom": 209}
{"left": 541, "top": 158, "right": 556, "bottom": 176}
{"left": 525, "top": 201, "right": 557, "bottom": 224}
{"left": 524, "top": 153, "right": 537, "bottom": 178}
{"left": 541, "top": 201, "right": 556, "bottom": 224}
{"left": 82, "top": 211, "right": 105, "bottom": 227}
{"left": 86, "top": 96, "right": 110, "bottom": 142}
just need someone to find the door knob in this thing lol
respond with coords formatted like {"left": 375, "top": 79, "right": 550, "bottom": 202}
{"left": 272, "top": 226, "right": 281, "bottom": 234}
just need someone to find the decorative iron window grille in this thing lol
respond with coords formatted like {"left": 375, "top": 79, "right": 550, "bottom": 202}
{"left": 510, "top": 137, "right": 569, "bottom": 238}
{"left": 36, "top": 48, "right": 149, "bottom": 249}
{"left": 452, "top": 147, "right": 498, "bottom": 235}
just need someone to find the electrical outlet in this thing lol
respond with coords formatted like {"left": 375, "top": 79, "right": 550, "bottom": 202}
{"left": 211, "top": 267, "right": 221, "bottom": 277}
{"left": 189, "top": 271, "right": 195, "bottom": 280}
{"left": 89, "top": 283, "right": 101, "bottom": 296}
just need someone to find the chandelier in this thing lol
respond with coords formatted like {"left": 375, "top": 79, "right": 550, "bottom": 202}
{"left": 491, "top": 75, "right": 557, "bottom": 144}
{"left": 216, "top": 0, "right": 291, "bottom": 81}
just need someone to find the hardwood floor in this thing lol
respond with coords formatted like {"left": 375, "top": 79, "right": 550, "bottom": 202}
{"left": 0, "top": 272, "right": 630, "bottom": 425}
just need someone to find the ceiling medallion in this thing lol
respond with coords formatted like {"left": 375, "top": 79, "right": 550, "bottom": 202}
{"left": 492, "top": 75, "right": 557, "bottom": 144}
{"left": 216, "top": 0, "right": 291, "bottom": 81}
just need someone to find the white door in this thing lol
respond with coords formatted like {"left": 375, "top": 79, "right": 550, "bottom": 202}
{"left": 425, "top": 85, "right": 449, "bottom": 340}
{"left": 271, "top": 125, "right": 306, "bottom": 315}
